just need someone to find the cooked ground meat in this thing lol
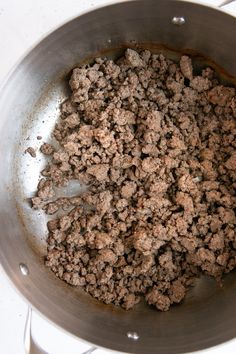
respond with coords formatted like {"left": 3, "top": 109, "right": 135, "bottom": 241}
{"left": 40, "top": 143, "right": 55, "bottom": 155}
{"left": 34, "top": 49, "right": 236, "bottom": 311}
{"left": 25, "top": 147, "right": 36, "bottom": 158}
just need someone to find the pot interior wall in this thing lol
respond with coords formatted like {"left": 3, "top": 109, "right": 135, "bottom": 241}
{"left": 0, "top": 1, "right": 236, "bottom": 353}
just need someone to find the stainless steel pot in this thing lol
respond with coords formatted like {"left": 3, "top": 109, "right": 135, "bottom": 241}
{"left": 1, "top": 1, "right": 236, "bottom": 353}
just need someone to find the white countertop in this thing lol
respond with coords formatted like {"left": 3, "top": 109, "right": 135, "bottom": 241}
{"left": 1, "top": 0, "right": 236, "bottom": 353}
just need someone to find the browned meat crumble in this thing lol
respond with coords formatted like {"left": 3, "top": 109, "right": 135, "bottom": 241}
{"left": 25, "top": 146, "right": 36, "bottom": 158}
{"left": 32, "top": 49, "right": 236, "bottom": 311}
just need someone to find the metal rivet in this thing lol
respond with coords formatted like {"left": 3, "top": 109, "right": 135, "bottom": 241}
{"left": 127, "top": 332, "right": 139, "bottom": 340}
{"left": 172, "top": 16, "right": 186, "bottom": 26}
{"left": 19, "top": 263, "right": 29, "bottom": 276}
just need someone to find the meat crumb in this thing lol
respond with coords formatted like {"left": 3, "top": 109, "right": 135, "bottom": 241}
{"left": 40, "top": 143, "right": 55, "bottom": 155}
{"left": 180, "top": 55, "right": 193, "bottom": 80}
{"left": 32, "top": 49, "right": 236, "bottom": 312}
{"left": 25, "top": 147, "right": 36, "bottom": 158}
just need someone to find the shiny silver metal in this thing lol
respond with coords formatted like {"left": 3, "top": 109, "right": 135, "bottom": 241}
{"left": 24, "top": 309, "right": 48, "bottom": 354}
{"left": 1, "top": 1, "right": 236, "bottom": 353}
{"left": 24, "top": 308, "right": 97, "bottom": 354}
{"left": 82, "top": 348, "right": 97, "bottom": 354}
{"left": 219, "top": 0, "right": 236, "bottom": 7}
{"left": 127, "top": 332, "right": 140, "bottom": 341}
{"left": 171, "top": 16, "right": 186, "bottom": 25}
{"left": 19, "top": 263, "right": 29, "bottom": 276}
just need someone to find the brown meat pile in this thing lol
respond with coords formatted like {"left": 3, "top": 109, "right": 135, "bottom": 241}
{"left": 33, "top": 49, "right": 236, "bottom": 311}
